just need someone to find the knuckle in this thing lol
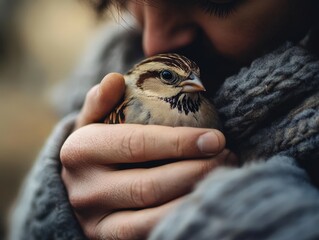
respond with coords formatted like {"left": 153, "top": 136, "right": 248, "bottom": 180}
{"left": 60, "top": 136, "right": 82, "bottom": 169}
{"left": 121, "top": 129, "right": 146, "bottom": 161}
{"left": 130, "top": 177, "right": 160, "bottom": 207}
{"left": 112, "top": 221, "right": 136, "bottom": 240}
{"left": 67, "top": 185, "right": 98, "bottom": 212}
{"left": 173, "top": 134, "right": 185, "bottom": 158}
{"left": 60, "top": 143, "right": 75, "bottom": 169}
{"left": 68, "top": 191, "right": 89, "bottom": 211}
{"left": 82, "top": 217, "right": 112, "bottom": 240}
{"left": 96, "top": 218, "right": 137, "bottom": 240}
{"left": 82, "top": 221, "right": 99, "bottom": 240}
{"left": 60, "top": 129, "right": 91, "bottom": 169}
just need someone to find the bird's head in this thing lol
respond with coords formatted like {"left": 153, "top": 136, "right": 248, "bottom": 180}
{"left": 125, "top": 53, "right": 206, "bottom": 98}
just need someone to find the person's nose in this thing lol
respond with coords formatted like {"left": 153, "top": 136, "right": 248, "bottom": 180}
{"left": 142, "top": 5, "right": 197, "bottom": 57}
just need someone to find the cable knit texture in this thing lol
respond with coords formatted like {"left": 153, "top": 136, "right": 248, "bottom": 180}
{"left": 8, "top": 23, "right": 319, "bottom": 240}
{"left": 214, "top": 43, "right": 319, "bottom": 185}
{"left": 150, "top": 157, "right": 319, "bottom": 240}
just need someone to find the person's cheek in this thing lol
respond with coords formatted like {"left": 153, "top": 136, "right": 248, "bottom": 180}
{"left": 196, "top": 15, "right": 264, "bottom": 63}
{"left": 194, "top": 0, "right": 314, "bottom": 63}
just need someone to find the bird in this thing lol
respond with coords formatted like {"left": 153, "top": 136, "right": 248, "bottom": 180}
{"left": 104, "top": 53, "right": 221, "bottom": 130}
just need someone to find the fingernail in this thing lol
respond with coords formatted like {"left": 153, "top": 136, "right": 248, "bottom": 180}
{"left": 197, "top": 131, "right": 220, "bottom": 155}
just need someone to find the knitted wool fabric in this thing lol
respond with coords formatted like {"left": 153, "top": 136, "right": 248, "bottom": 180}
{"left": 150, "top": 157, "right": 319, "bottom": 240}
{"left": 214, "top": 43, "right": 319, "bottom": 185}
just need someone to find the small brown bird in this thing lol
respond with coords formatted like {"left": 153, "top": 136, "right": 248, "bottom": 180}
{"left": 105, "top": 53, "right": 221, "bottom": 129}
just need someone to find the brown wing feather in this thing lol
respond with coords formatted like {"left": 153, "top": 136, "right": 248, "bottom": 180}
{"left": 104, "top": 99, "right": 130, "bottom": 124}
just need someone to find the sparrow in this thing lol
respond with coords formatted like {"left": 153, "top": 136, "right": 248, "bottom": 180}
{"left": 104, "top": 53, "right": 221, "bottom": 130}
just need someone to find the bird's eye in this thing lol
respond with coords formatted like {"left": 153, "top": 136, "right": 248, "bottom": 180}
{"left": 160, "top": 70, "right": 176, "bottom": 82}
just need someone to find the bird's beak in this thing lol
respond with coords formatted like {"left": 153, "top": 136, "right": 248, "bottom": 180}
{"left": 179, "top": 73, "right": 206, "bottom": 93}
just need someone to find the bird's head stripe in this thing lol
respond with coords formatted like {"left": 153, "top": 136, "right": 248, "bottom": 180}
{"left": 136, "top": 54, "right": 198, "bottom": 73}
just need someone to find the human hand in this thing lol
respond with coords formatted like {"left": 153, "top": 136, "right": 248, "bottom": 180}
{"left": 61, "top": 125, "right": 236, "bottom": 239}
{"left": 74, "top": 72, "right": 126, "bottom": 130}
{"left": 61, "top": 73, "right": 238, "bottom": 239}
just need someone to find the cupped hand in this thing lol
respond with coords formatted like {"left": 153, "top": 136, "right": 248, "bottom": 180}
{"left": 60, "top": 73, "right": 238, "bottom": 240}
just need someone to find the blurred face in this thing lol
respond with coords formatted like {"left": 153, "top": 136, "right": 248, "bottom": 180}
{"left": 126, "top": 0, "right": 314, "bottom": 91}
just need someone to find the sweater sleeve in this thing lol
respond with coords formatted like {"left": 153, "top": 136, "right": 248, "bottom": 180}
{"left": 149, "top": 156, "right": 319, "bottom": 240}
{"left": 8, "top": 113, "right": 87, "bottom": 240}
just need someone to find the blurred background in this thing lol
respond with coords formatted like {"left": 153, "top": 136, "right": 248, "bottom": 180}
{"left": 0, "top": 0, "right": 106, "bottom": 238}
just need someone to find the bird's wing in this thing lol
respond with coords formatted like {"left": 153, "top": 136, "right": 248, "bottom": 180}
{"left": 104, "top": 99, "right": 130, "bottom": 124}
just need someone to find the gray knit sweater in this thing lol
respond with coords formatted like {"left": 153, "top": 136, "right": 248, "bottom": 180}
{"left": 8, "top": 23, "right": 319, "bottom": 240}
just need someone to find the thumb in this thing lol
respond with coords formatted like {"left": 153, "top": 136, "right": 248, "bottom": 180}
{"left": 75, "top": 73, "right": 125, "bottom": 129}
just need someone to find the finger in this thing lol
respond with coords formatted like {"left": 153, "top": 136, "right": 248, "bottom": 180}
{"left": 82, "top": 197, "right": 184, "bottom": 240}
{"left": 75, "top": 73, "right": 125, "bottom": 129}
{"left": 61, "top": 124, "right": 226, "bottom": 167}
{"left": 62, "top": 150, "right": 233, "bottom": 214}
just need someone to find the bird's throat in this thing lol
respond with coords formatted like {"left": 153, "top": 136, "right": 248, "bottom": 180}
{"left": 160, "top": 93, "right": 201, "bottom": 115}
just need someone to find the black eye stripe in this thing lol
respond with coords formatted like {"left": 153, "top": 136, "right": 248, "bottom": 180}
{"left": 136, "top": 69, "right": 181, "bottom": 88}
{"left": 132, "top": 53, "right": 200, "bottom": 89}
